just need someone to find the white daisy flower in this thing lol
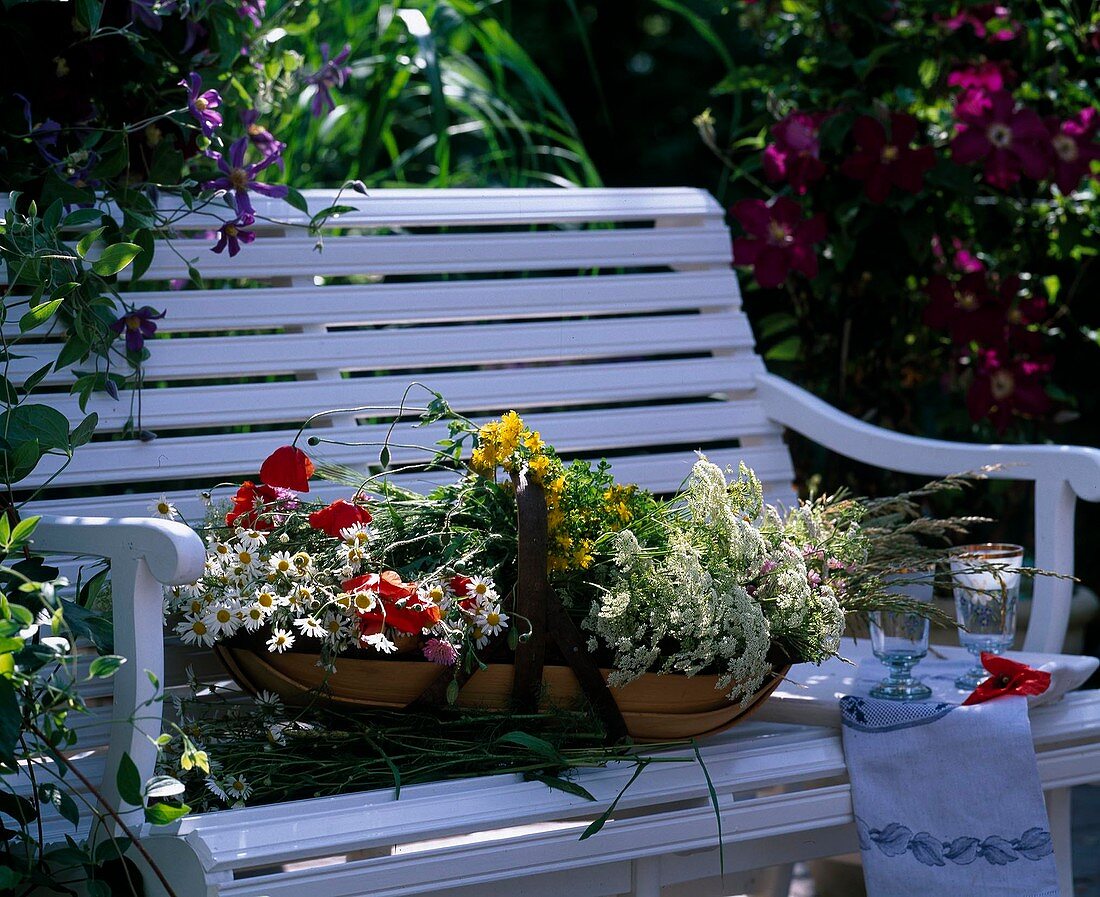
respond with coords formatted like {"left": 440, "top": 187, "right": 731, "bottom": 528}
{"left": 179, "top": 580, "right": 206, "bottom": 599}
{"left": 209, "top": 540, "right": 232, "bottom": 562}
{"left": 236, "top": 528, "right": 267, "bottom": 551}
{"left": 338, "top": 543, "right": 366, "bottom": 567}
{"left": 176, "top": 615, "right": 215, "bottom": 647}
{"left": 231, "top": 545, "right": 260, "bottom": 570}
{"left": 242, "top": 604, "right": 266, "bottom": 631}
{"left": 266, "top": 628, "right": 295, "bottom": 653}
{"left": 226, "top": 775, "right": 252, "bottom": 801}
{"left": 340, "top": 523, "right": 372, "bottom": 546}
{"left": 294, "top": 615, "right": 326, "bottom": 639}
{"left": 149, "top": 494, "right": 179, "bottom": 520}
{"left": 203, "top": 603, "right": 241, "bottom": 638}
{"left": 477, "top": 606, "right": 509, "bottom": 636}
{"left": 470, "top": 625, "right": 490, "bottom": 649}
{"left": 205, "top": 778, "right": 229, "bottom": 803}
{"left": 253, "top": 587, "right": 279, "bottom": 614}
{"left": 322, "top": 613, "right": 349, "bottom": 639}
{"left": 254, "top": 690, "right": 283, "bottom": 713}
{"left": 419, "top": 582, "right": 450, "bottom": 609}
{"left": 268, "top": 551, "right": 296, "bottom": 577}
{"left": 361, "top": 632, "right": 397, "bottom": 654}
{"left": 468, "top": 576, "right": 497, "bottom": 600}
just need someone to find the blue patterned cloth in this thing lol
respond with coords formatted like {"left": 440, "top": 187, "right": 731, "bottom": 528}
{"left": 840, "top": 694, "right": 1060, "bottom": 896}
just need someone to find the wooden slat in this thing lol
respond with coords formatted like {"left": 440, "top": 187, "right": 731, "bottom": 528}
{"left": 14, "top": 271, "right": 742, "bottom": 339}
{"left": 46, "top": 356, "right": 762, "bottom": 432}
{"left": 12, "top": 312, "right": 754, "bottom": 385}
{"left": 25, "top": 401, "right": 782, "bottom": 488}
{"left": 103, "top": 224, "right": 732, "bottom": 282}
{"left": 142, "top": 187, "right": 726, "bottom": 231}
{"left": 27, "top": 445, "right": 795, "bottom": 524}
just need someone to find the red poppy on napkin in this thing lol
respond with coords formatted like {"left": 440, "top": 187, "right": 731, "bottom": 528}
{"left": 962, "top": 652, "right": 1052, "bottom": 705}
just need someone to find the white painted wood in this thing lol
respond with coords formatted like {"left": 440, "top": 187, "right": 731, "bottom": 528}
{"left": 21, "top": 187, "right": 1100, "bottom": 897}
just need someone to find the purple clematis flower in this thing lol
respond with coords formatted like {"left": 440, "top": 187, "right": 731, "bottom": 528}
{"left": 238, "top": 0, "right": 266, "bottom": 27}
{"left": 240, "top": 110, "right": 284, "bottom": 161}
{"left": 130, "top": 0, "right": 175, "bottom": 30}
{"left": 304, "top": 43, "right": 352, "bottom": 117}
{"left": 202, "top": 137, "right": 288, "bottom": 217}
{"left": 180, "top": 72, "right": 222, "bottom": 137}
{"left": 111, "top": 306, "right": 165, "bottom": 353}
{"left": 212, "top": 214, "right": 256, "bottom": 257}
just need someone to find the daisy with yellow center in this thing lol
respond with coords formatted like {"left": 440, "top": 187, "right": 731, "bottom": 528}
{"left": 149, "top": 494, "right": 179, "bottom": 519}
{"left": 266, "top": 628, "right": 295, "bottom": 653}
{"left": 176, "top": 615, "right": 215, "bottom": 646}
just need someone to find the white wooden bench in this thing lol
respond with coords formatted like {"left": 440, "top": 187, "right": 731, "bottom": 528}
{"left": 18, "top": 187, "right": 1100, "bottom": 897}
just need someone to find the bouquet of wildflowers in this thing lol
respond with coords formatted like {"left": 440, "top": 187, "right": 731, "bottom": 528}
{"left": 164, "top": 397, "right": 955, "bottom": 704}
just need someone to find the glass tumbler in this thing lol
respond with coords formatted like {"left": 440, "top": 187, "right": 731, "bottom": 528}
{"left": 868, "top": 569, "right": 934, "bottom": 701}
{"left": 951, "top": 543, "right": 1024, "bottom": 690}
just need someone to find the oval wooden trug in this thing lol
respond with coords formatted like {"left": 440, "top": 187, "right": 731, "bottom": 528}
{"left": 215, "top": 645, "right": 789, "bottom": 742}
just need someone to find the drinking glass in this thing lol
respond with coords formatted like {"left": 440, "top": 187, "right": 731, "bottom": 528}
{"left": 951, "top": 543, "right": 1024, "bottom": 690}
{"left": 868, "top": 570, "right": 934, "bottom": 701}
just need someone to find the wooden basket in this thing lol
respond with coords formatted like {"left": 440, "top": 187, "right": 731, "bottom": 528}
{"left": 215, "top": 469, "right": 790, "bottom": 742}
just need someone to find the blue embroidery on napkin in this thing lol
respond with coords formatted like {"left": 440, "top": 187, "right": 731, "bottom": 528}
{"left": 856, "top": 817, "right": 1054, "bottom": 867}
{"left": 840, "top": 695, "right": 955, "bottom": 732}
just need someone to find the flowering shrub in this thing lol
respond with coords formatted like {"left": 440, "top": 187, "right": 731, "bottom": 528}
{"left": 699, "top": 1, "right": 1098, "bottom": 439}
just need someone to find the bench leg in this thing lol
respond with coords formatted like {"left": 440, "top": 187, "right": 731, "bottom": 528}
{"left": 1045, "top": 786, "right": 1073, "bottom": 897}
{"left": 631, "top": 857, "right": 661, "bottom": 897}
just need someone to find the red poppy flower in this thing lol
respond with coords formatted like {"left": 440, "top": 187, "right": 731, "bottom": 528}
{"left": 762, "top": 111, "right": 829, "bottom": 195}
{"left": 260, "top": 445, "right": 315, "bottom": 492}
{"left": 967, "top": 349, "right": 1053, "bottom": 432}
{"left": 841, "top": 114, "right": 935, "bottom": 203}
{"left": 731, "top": 197, "right": 827, "bottom": 289}
{"left": 346, "top": 571, "right": 441, "bottom": 636}
{"left": 449, "top": 574, "right": 471, "bottom": 596}
{"left": 308, "top": 499, "right": 372, "bottom": 538}
{"left": 952, "top": 91, "right": 1049, "bottom": 188}
{"left": 225, "top": 480, "right": 281, "bottom": 530}
{"left": 962, "top": 653, "right": 1051, "bottom": 705}
{"left": 1045, "top": 108, "right": 1099, "bottom": 194}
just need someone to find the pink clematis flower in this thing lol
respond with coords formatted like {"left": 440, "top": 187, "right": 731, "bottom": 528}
{"left": 731, "top": 197, "right": 827, "bottom": 289}
{"left": 967, "top": 349, "right": 1052, "bottom": 432}
{"left": 947, "top": 60, "right": 1012, "bottom": 93}
{"left": 1045, "top": 108, "right": 1099, "bottom": 194}
{"left": 840, "top": 113, "right": 935, "bottom": 203}
{"left": 923, "top": 272, "right": 999, "bottom": 346}
{"left": 952, "top": 91, "right": 1049, "bottom": 188}
{"left": 762, "top": 111, "right": 829, "bottom": 195}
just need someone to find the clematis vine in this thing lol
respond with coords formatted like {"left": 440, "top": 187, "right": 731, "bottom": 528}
{"left": 304, "top": 43, "right": 352, "bottom": 117}
{"left": 967, "top": 349, "right": 1052, "bottom": 432}
{"left": 110, "top": 305, "right": 165, "bottom": 353}
{"left": 732, "top": 198, "right": 826, "bottom": 289}
{"left": 212, "top": 214, "right": 256, "bottom": 257}
{"left": 840, "top": 113, "right": 935, "bottom": 203}
{"left": 952, "top": 91, "right": 1049, "bottom": 188}
{"left": 762, "top": 111, "right": 829, "bottom": 195}
{"left": 181, "top": 72, "right": 223, "bottom": 137}
{"left": 1045, "top": 108, "right": 1099, "bottom": 194}
{"left": 202, "top": 136, "right": 288, "bottom": 217}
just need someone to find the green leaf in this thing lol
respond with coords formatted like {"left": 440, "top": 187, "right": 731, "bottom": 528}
{"left": 70, "top": 412, "right": 98, "bottom": 449}
{"left": 63, "top": 208, "right": 105, "bottom": 228}
{"left": 379, "top": 445, "right": 391, "bottom": 468}
{"left": 0, "top": 677, "right": 19, "bottom": 764}
{"left": 0, "top": 867, "right": 21, "bottom": 889}
{"left": 116, "top": 752, "right": 143, "bottom": 806}
{"left": 445, "top": 679, "right": 459, "bottom": 705}
{"left": 579, "top": 761, "right": 648, "bottom": 841}
{"left": 144, "top": 802, "right": 190, "bottom": 825}
{"left": 0, "top": 404, "right": 71, "bottom": 452}
{"left": 76, "top": 0, "right": 103, "bottom": 32}
{"left": 92, "top": 243, "right": 142, "bottom": 277}
{"left": 0, "top": 637, "right": 25, "bottom": 652}
{"left": 130, "top": 229, "right": 155, "bottom": 282}
{"left": 143, "top": 775, "right": 185, "bottom": 800}
{"left": 495, "top": 731, "right": 564, "bottom": 765}
{"left": 187, "top": 264, "right": 205, "bottom": 290}
{"left": 86, "top": 880, "right": 111, "bottom": 897}
{"left": 765, "top": 336, "right": 803, "bottom": 362}
{"left": 38, "top": 783, "right": 80, "bottom": 827}
{"left": 3, "top": 437, "right": 41, "bottom": 484}
{"left": 19, "top": 297, "right": 65, "bottom": 333}
{"left": 529, "top": 773, "right": 596, "bottom": 801}
{"left": 9, "top": 515, "right": 39, "bottom": 546}
{"left": 22, "top": 362, "right": 56, "bottom": 394}
{"left": 283, "top": 186, "right": 310, "bottom": 214}
{"left": 88, "top": 655, "right": 126, "bottom": 679}
{"left": 76, "top": 226, "right": 106, "bottom": 259}
{"left": 0, "top": 791, "right": 37, "bottom": 827}
{"left": 63, "top": 599, "right": 113, "bottom": 652}
{"left": 93, "top": 836, "right": 131, "bottom": 864}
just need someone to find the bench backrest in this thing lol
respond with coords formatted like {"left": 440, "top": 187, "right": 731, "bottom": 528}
{"left": 23, "top": 187, "right": 793, "bottom": 520}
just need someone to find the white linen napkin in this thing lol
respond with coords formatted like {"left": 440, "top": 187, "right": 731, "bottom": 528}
{"left": 840, "top": 694, "right": 1060, "bottom": 897}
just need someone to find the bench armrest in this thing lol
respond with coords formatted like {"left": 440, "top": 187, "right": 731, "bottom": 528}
{"left": 756, "top": 372, "right": 1100, "bottom": 652}
{"left": 31, "top": 516, "right": 205, "bottom": 825}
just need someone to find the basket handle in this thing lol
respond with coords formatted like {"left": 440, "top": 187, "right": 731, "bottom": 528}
{"left": 512, "top": 467, "right": 628, "bottom": 742}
